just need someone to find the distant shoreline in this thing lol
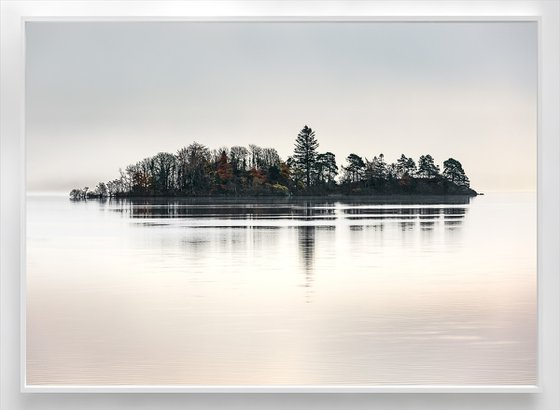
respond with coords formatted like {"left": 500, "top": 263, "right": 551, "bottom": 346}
{"left": 70, "top": 178, "right": 478, "bottom": 200}
{"left": 65, "top": 193, "right": 479, "bottom": 206}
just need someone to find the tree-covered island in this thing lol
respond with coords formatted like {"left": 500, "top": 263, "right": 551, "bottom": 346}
{"left": 70, "top": 125, "right": 477, "bottom": 200}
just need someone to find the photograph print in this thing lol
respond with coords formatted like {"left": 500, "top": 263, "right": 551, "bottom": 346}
{"left": 26, "top": 21, "right": 537, "bottom": 387}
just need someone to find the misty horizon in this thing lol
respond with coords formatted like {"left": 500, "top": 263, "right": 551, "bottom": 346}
{"left": 24, "top": 136, "right": 536, "bottom": 195}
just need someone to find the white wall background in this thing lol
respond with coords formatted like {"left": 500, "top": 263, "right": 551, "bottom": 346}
{"left": 1, "top": 1, "right": 558, "bottom": 409}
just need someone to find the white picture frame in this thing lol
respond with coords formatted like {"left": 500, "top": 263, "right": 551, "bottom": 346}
{"left": 1, "top": 1, "right": 558, "bottom": 408}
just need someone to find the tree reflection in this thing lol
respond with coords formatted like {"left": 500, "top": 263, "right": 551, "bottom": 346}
{"left": 297, "top": 225, "right": 316, "bottom": 302}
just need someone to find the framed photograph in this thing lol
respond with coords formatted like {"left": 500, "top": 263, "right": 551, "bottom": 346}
{"left": 23, "top": 17, "right": 539, "bottom": 390}
{"left": 1, "top": 1, "right": 559, "bottom": 409}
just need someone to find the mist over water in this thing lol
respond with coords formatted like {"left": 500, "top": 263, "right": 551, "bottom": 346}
{"left": 26, "top": 193, "right": 536, "bottom": 385}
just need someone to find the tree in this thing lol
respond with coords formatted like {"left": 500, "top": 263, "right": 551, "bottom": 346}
{"left": 153, "top": 152, "right": 176, "bottom": 193}
{"left": 417, "top": 154, "right": 440, "bottom": 178}
{"left": 216, "top": 150, "right": 233, "bottom": 186}
{"left": 443, "top": 158, "right": 470, "bottom": 187}
{"left": 184, "top": 142, "right": 211, "bottom": 195}
{"left": 315, "top": 152, "right": 338, "bottom": 184}
{"left": 267, "top": 165, "right": 281, "bottom": 184}
{"left": 250, "top": 167, "right": 266, "bottom": 188}
{"left": 287, "top": 156, "right": 304, "bottom": 189}
{"left": 176, "top": 147, "right": 190, "bottom": 192}
{"left": 248, "top": 144, "right": 263, "bottom": 169}
{"left": 366, "top": 153, "right": 387, "bottom": 179}
{"left": 69, "top": 189, "right": 82, "bottom": 200}
{"left": 261, "top": 148, "right": 281, "bottom": 169}
{"left": 95, "top": 182, "right": 108, "bottom": 198}
{"left": 386, "top": 163, "right": 398, "bottom": 179}
{"left": 280, "top": 161, "right": 291, "bottom": 182}
{"left": 119, "top": 167, "right": 132, "bottom": 192}
{"left": 293, "top": 125, "right": 319, "bottom": 189}
{"left": 343, "top": 153, "right": 365, "bottom": 183}
{"left": 129, "top": 158, "right": 154, "bottom": 193}
{"left": 106, "top": 179, "right": 123, "bottom": 197}
{"left": 396, "top": 154, "right": 417, "bottom": 177}
{"left": 230, "top": 146, "right": 249, "bottom": 173}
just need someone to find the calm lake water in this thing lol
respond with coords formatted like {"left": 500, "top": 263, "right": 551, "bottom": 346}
{"left": 26, "top": 193, "right": 536, "bottom": 386}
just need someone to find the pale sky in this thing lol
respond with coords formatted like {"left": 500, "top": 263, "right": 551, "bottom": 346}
{"left": 26, "top": 22, "right": 537, "bottom": 193}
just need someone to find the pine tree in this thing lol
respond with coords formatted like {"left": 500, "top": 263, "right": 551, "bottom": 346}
{"left": 343, "top": 153, "right": 366, "bottom": 183}
{"left": 443, "top": 158, "right": 470, "bottom": 187}
{"left": 417, "top": 154, "right": 440, "bottom": 178}
{"left": 396, "top": 154, "right": 417, "bottom": 177}
{"left": 293, "top": 125, "right": 319, "bottom": 189}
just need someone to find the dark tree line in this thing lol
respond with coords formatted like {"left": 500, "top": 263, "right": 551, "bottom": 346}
{"left": 69, "top": 125, "right": 476, "bottom": 200}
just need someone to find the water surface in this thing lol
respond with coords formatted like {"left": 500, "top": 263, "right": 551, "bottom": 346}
{"left": 26, "top": 193, "right": 537, "bottom": 385}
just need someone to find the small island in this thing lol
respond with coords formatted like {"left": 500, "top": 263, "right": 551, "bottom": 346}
{"left": 70, "top": 125, "right": 477, "bottom": 200}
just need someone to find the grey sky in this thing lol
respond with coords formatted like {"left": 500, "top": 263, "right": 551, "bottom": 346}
{"left": 26, "top": 22, "right": 537, "bottom": 193}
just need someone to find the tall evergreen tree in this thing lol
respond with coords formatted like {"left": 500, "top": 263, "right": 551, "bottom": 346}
{"left": 293, "top": 125, "right": 319, "bottom": 189}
